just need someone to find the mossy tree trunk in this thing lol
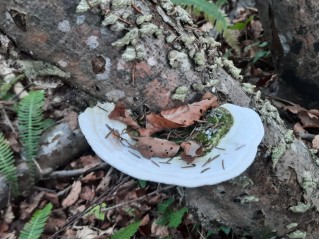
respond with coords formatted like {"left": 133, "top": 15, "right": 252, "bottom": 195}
{"left": 0, "top": 0, "right": 318, "bottom": 238}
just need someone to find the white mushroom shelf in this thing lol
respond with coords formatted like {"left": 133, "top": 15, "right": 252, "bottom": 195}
{"left": 79, "top": 102, "right": 264, "bottom": 187}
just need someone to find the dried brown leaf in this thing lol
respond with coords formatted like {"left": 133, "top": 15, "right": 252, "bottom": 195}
{"left": 80, "top": 155, "right": 101, "bottom": 169}
{"left": 4, "top": 205, "right": 14, "bottom": 224}
{"left": 298, "top": 110, "right": 319, "bottom": 128}
{"left": 62, "top": 181, "right": 82, "bottom": 208}
{"left": 181, "top": 140, "right": 203, "bottom": 157}
{"left": 312, "top": 135, "right": 319, "bottom": 150}
{"left": 96, "top": 174, "right": 112, "bottom": 192}
{"left": 20, "top": 192, "right": 45, "bottom": 220}
{"left": 146, "top": 113, "right": 182, "bottom": 129}
{"left": 45, "top": 216, "right": 67, "bottom": 234}
{"left": 81, "top": 171, "right": 104, "bottom": 183}
{"left": 132, "top": 137, "right": 180, "bottom": 159}
{"left": 45, "top": 192, "right": 60, "bottom": 207}
{"left": 284, "top": 104, "right": 306, "bottom": 114}
{"left": 80, "top": 185, "right": 96, "bottom": 201}
{"left": 138, "top": 126, "right": 163, "bottom": 137}
{"left": 180, "top": 140, "right": 203, "bottom": 163}
{"left": 161, "top": 96, "right": 218, "bottom": 126}
{"left": 309, "top": 109, "right": 319, "bottom": 117}
{"left": 293, "top": 122, "right": 306, "bottom": 137}
{"left": 6, "top": 132, "right": 21, "bottom": 153}
{"left": 140, "top": 214, "right": 150, "bottom": 226}
{"left": 65, "top": 111, "right": 78, "bottom": 130}
{"left": 108, "top": 101, "right": 140, "bottom": 129}
{"left": 151, "top": 222, "right": 169, "bottom": 238}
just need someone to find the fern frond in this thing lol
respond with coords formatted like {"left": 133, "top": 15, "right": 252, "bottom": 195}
{"left": 0, "top": 133, "right": 19, "bottom": 196}
{"left": 111, "top": 220, "right": 141, "bottom": 239}
{"left": 19, "top": 203, "right": 52, "bottom": 239}
{"left": 18, "top": 91, "right": 45, "bottom": 161}
{"left": 171, "top": 0, "right": 229, "bottom": 32}
{"left": 167, "top": 207, "right": 188, "bottom": 228}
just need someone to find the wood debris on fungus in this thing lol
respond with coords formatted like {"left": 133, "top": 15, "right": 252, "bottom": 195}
{"left": 79, "top": 101, "right": 264, "bottom": 187}
{"left": 108, "top": 94, "right": 220, "bottom": 162}
{"left": 180, "top": 140, "right": 203, "bottom": 163}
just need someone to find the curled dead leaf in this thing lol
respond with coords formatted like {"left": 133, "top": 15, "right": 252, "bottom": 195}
{"left": 284, "top": 104, "right": 306, "bottom": 114}
{"left": 132, "top": 137, "right": 180, "bottom": 159}
{"left": 309, "top": 109, "right": 319, "bottom": 117}
{"left": 146, "top": 113, "right": 182, "bottom": 129}
{"left": 161, "top": 96, "right": 218, "bottom": 126}
{"left": 62, "top": 181, "right": 82, "bottom": 208}
{"left": 108, "top": 101, "right": 140, "bottom": 129}
{"left": 298, "top": 110, "right": 319, "bottom": 128}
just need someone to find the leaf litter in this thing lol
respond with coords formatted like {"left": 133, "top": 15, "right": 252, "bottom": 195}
{"left": 271, "top": 97, "right": 319, "bottom": 154}
{"left": 109, "top": 93, "right": 219, "bottom": 163}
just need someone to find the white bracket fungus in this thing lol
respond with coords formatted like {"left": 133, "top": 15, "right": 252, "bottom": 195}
{"left": 79, "top": 102, "right": 264, "bottom": 187}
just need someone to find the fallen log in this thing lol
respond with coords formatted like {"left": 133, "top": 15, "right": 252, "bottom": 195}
{"left": 0, "top": 0, "right": 318, "bottom": 237}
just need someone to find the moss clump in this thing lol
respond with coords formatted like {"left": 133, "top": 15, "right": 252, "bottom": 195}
{"left": 194, "top": 107, "right": 233, "bottom": 153}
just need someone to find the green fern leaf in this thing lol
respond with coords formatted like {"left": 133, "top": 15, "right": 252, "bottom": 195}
{"left": 18, "top": 91, "right": 45, "bottom": 161}
{"left": 111, "top": 220, "right": 141, "bottom": 239}
{"left": 0, "top": 133, "right": 19, "bottom": 196}
{"left": 171, "top": 0, "right": 228, "bottom": 32}
{"left": 157, "top": 197, "right": 174, "bottom": 213}
{"left": 167, "top": 207, "right": 188, "bottom": 228}
{"left": 19, "top": 203, "right": 53, "bottom": 239}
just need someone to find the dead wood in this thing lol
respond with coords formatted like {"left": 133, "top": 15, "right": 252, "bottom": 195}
{"left": 0, "top": 0, "right": 318, "bottom": 238}
{"left": 255, "top": 0, "right": 319, "bottom": 106}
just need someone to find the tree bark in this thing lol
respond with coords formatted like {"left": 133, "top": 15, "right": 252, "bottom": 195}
{"left": 255, "top": 0, "right": 319, "bottom": 107}
{"left": 0, "top": 0, "right": 319, "bottom": 238}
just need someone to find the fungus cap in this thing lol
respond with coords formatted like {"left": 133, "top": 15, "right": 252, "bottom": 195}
{"left": 79, "top": 102, "right": 264, "bottom": 187}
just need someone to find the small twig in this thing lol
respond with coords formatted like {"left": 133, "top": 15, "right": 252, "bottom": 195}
{"left": 151, "top": 160, "right": 160, "bottom": 167}
{"left": 298, "top": 132, "right": 316, "bottom": 141}
{"left": 131, "top": 63, "right": 136, "bottom": 86}
{"left": 128, "top": 150, "right": 141, "bottom": 158}
{"left": 131, "top": 3, "right": 143, "bottom": 14}
{"left": 222, "top": 160, "right": 225, "bottom": 170}
{"left": 101, "top": 185, "right": 175, "bottom": 212}
{"left": 1, "top": 107, "right": 16, "bottom": 133}
{"left": 202, "top": 154, "right": 220, "bottom": 168}
{"left": 49, "top": 176, "right": 131, "bottom": 239}
{"left": 160, "top": 158, "right": 173, "bottom": 164}
{"left": 34, "top": 186, "right": 56, "bottom": 193}
{"left": 45, "top": 162, "right": 109, "bottom": 179}
{"left": 97, "top": 105, "right": 109, "bottom": 112}
{"left": 201, "top": 168, "right": 210, "bottom": 173}
{"left": 117, "top": 17, "right": 132, "bottom": 26}
{"left": 57, "top": 185, "right": 72, "bottom": 197}
{"left": 181, "top": 164, "right": 196, "bottom": 168}
{"left": 236, "top": 144, "right": 245, "bottom": 150}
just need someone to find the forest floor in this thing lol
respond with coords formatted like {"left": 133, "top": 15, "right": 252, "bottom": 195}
{"left": 1, "top": 2, "right": 319, "bottom": 239}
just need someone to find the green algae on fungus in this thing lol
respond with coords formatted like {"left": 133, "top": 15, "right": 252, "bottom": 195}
{"left": 194, "top": 107, "right": 233, "bottom": 154}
